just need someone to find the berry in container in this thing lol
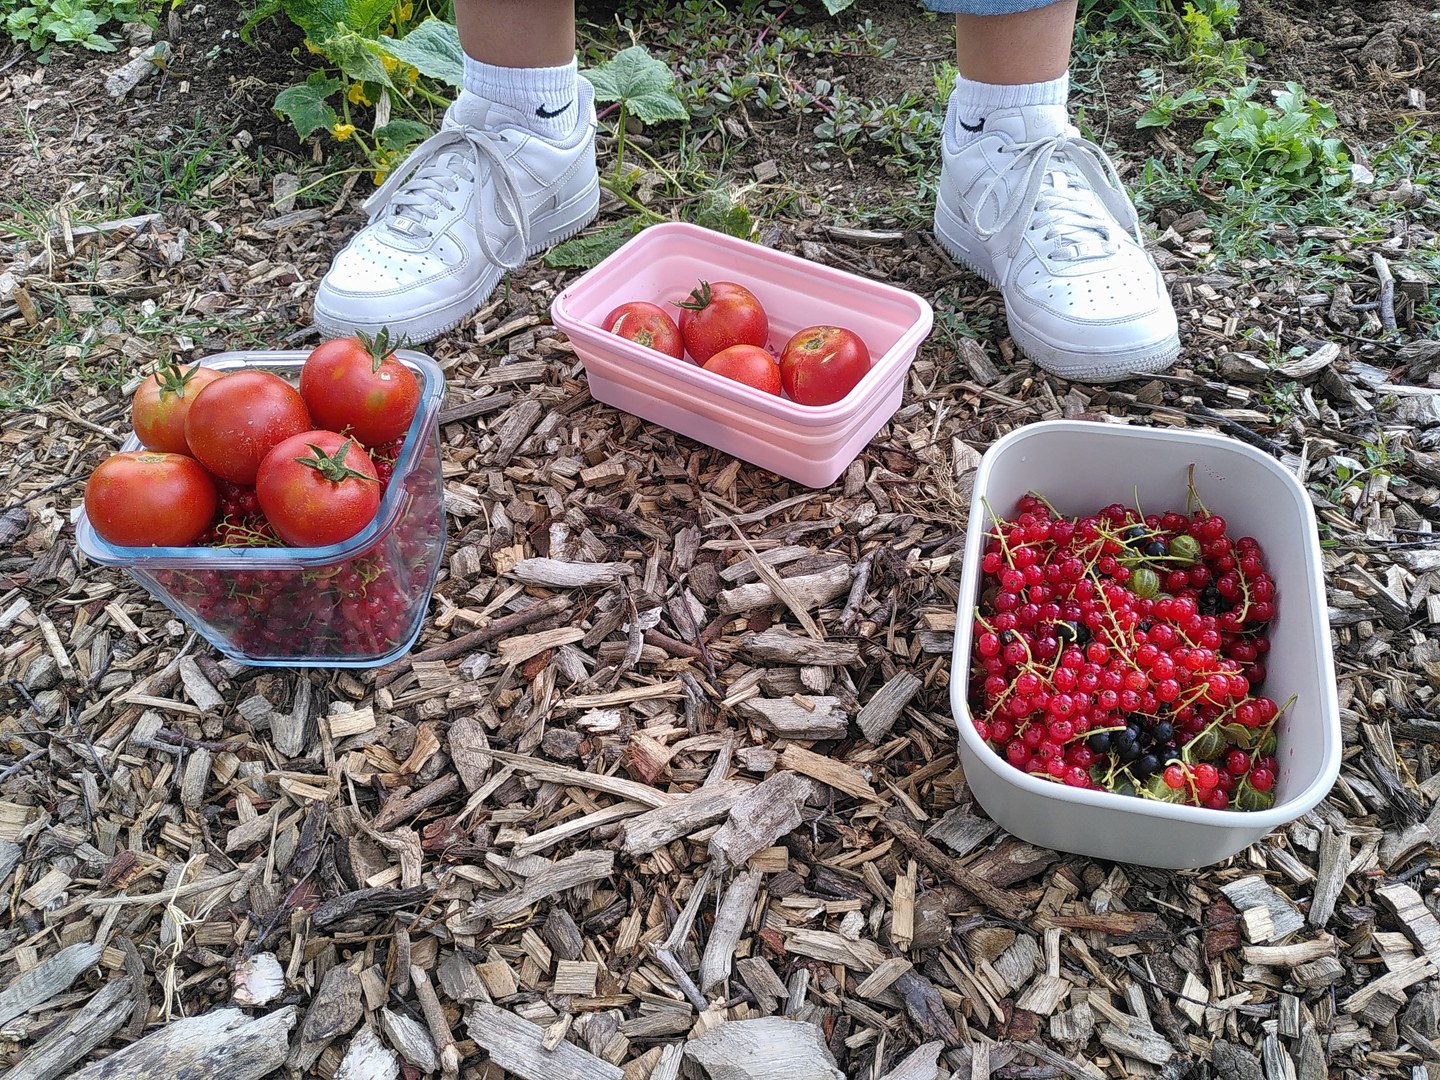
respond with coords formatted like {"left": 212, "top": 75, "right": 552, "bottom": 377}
{"left": 550, "top": 221, "right": 934, "bottom": 489}
{"left": 949, "top": 420, "right": 1340, "bottom": 869}
{"left": 76, "top": 350, "right": 447, "bottom": 668}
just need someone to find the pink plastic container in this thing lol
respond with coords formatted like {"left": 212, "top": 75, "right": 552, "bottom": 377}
{"left": 551, "top": 221, "right": 933, "bottom": 488}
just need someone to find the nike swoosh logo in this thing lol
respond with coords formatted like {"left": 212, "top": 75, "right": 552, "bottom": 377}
{"left": 536, "top": 100, "right": 573, "bottom": 119}
{"left": 958, "top": 117, "right": 985, "bottom": 132}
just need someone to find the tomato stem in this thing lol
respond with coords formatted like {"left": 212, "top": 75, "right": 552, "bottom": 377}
{"left": 355, "top": 327, "right": 405, "bottom": 372}
{"left": 297, "top": 439, "right": 381, "bottom": 485}
{"left": 675, "top": 280, "right": 712, "bottom": 311}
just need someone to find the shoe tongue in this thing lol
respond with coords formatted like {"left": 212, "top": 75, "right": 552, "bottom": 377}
{"left": 446, "top": 90, "right": 531, "bottom": 134}
{"left": 446, "top": 91, "right": 491, "bottom": 131}
{"left": 987, "top": 103, "right": 1069, "bottom": 143}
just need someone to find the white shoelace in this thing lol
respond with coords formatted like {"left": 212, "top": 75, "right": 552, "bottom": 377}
{"left": 971, "top": 133, "right": 1144, "bottom": 262}
{"left": 362, "top": 126, "right": 529, "bottom": 271}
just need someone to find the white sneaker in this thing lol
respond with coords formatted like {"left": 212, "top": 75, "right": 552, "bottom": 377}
{"left": 934, "top": 103, "right": 1179, "bottom": 383}
{"left": 313, "top": 79, "right": 601, "bottom": 343}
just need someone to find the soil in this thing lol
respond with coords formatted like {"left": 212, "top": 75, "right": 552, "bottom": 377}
{"left": 2, "top": 1, "right": 1440, "bottom": 1079}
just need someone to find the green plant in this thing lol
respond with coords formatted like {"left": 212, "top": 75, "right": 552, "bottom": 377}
{"left": 586, "top": 44, "right": 689, "bottom": 183}
{"left": 252, "top": 0, "right": 459, "bottom": 179}
{"left": 1177, "top": 0, "right": 1248, "bottom": 79}
{"left": 1195, "top": 82, "right": 1349, "bottom": 194}
{"left": 4, "top": 0, "right": 153, "bottom": 57}
{"left": 1077, "top": 0, "right": 1178, "bottom": 45}
{"left": 811, "top": 79, "right": 943, "bottom": 176}
{"left": 1314, "top": 434, "right": 1406, "bottom": 504}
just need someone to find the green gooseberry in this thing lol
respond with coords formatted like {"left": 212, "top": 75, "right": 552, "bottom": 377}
{"left": 1170, "top": 534, "right": 1202, "bottom": 565}
{"left": 1130, "top": 567, "right": 1161, "bottom": 599}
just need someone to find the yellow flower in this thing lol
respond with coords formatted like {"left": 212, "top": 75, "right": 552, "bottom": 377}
{"left": 303, "top": 38, "right": 323, "bottom": 54}
{"left": 381, "top": 54, "right": 398, "bottom": 72}
{"left": 330, "top": 122, "right": 356, "bottom": 142}
{"left": 394, "top": 0, "right": 413, "bottom": 22}
{"left": 373, "top": 149, "right": 394, "bottom": 186}
{"left": 347, "top": 82, "right": 374, "bottom": 106}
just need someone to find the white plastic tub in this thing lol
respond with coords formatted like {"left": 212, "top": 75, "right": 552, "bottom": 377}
{"left": 551, "top": 221, "right": 933, "bottom": 488}
{"left": 949, "top": 420, "right": 1340, "bottom": 869}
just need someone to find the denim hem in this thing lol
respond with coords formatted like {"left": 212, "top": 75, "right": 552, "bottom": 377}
{"left": 923, "top": 0, "right": 1068, "bottom": 15}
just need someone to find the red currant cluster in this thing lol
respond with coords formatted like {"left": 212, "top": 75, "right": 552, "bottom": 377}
{"left": 369, "top": 438, "right": 404, "bottom": 487}
{"left": 969, "top": 494, "right": 1286, "bottom": 811}
{"left": 193, "top": 442, "right": 406, "bottom": 550}
{"left": 144, "top": 434, "right": 446, "bottom": 662}
{"left": 196, "top": 481, "right": 282, "bottom": 547}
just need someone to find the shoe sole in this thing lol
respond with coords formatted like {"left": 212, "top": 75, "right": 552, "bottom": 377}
{"left": 313, "top": 179, "right": 602, "bottom": 345}
{"left": 934, "top": 202, "right": 1180, "bottom": 384}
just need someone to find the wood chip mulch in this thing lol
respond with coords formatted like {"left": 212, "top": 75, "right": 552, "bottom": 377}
{"left": 4, "top": 22, "right": 1440, "bottom": 1079}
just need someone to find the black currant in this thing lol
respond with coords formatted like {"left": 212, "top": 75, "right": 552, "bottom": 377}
{"left": 1134, "top": 754, "right": 1160, "bottom": 778}
{"left": 1152, "top": 721, "right": 1175, "bottom": 744}
{"left": 1087, "top": 732, "right": 1112, "bottom": 754}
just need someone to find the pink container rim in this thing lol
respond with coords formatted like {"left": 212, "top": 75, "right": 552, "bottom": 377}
{"left": 551, "top": 221, "right": 934, "bottom": 428}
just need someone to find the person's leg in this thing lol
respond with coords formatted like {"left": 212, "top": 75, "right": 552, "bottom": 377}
{"left": 458, "top": 0, "right": 574, "bottom": 66}
{"left": 313, "top": 1, "right": 598, "bottom": 342}
{"left": 952, "top": 0, "right": 1075, "bottom": 84}
{"left": 457, "top": 0, "right": 580, "bottom": 140}
{"left": 929, "top": 0, "right": 1179, "bottom": 383}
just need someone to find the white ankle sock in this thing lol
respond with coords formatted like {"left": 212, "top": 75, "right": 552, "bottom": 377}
{"left": 461, "top": 56, "right": 579, "bottom": 139}
{"left": 946, "top": 72, "right": 1070, "bottom": 149}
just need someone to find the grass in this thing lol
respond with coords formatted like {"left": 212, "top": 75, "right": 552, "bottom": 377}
{"left": 0, "top": 109, "right": 293, "bottom": 410}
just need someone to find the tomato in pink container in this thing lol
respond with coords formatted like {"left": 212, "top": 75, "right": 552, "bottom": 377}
{"left": 551, "top": 221, "right": 934, "bottom": 489}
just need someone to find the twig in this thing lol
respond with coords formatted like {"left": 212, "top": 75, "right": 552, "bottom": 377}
{"left": 51, "top": 870, "right": 245, "bottom": 916}
{"left": 643, "top": 628, "right": 704, "bottom": 661}
{"left": 1373, "top": 252, "right": 1398, "bottom": 333}
{"left": 840, "top": 549, "right": 876, "bottom": 632}
{"left": 374, "top": 594, "right": 572, "bottom": 687}
{"left": 653, "top": 868, "right": 713, "bottom": 1011}
{"left": 0, "top": 749, "right": 43, "bottom": 784}
{"left": 879, "top": 812, "right": 1027, "bottom": 920}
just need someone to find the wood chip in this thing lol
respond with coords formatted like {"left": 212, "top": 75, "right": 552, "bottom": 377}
{"left": 468, "top": 850, "right": 617, "bottom": 923}
{"left": 466, "top": 1000, "right": 624, "bottom": 1080}
{"left": 709, "top": 772, "right": 816, "bottom": 870}
{"left": 683, "top": 1017, "right": 844, "bottom": 1080}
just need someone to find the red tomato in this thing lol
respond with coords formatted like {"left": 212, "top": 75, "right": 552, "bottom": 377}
{"left": 185, "top": 370, "right": 312, "bottom": 485}
{"left": 703, "top": 344, "right": 782, "bottom": 395}
{"left": 602, "top": 302, "right": 684, "bottom": 359}
{"left": 256, "top": 430, "right": 382, "bottom": 547}
{"left": 779, "top": 325, "right": 872, "bottom": 406}
{"left": 299, "top": 332, "right": 421, "bottom": 446}
{"left": 85, "top": 452, "right": 217, "bottom": 547}
{"left": 131, "top": 360, "right": 226, "bottom": 454}
{"left": 676, "top": 280, "right": 769, "bottom": 364}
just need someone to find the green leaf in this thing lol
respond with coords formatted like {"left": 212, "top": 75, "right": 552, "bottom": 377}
{"left": 274, "top": 72, "right": 343, "bottom": 140}
{"left": 542, "top": 217, "right": 642, "bottom": 269}
{"left": 584, "top": 45, "right": 688, "bottom": 126}
{"left": 6, "top": 5, "right": 37, "bottom": 32}
{"left": 822, "top": 0, "right": 855, "bottom": 11}
{"left": 374, "top": 118, "right": 431, "bottom": 150}
{"left": 320, "top": 27, "right": 392, "bottom": 86}
{"left": 280, "top": 0, "right": 391, "bottom": 36}
{"left": 689, "top": 188, "right": 753, "bottom": 240}
{"left": 378, "top": 18, "right": 463, "bottom": 87}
